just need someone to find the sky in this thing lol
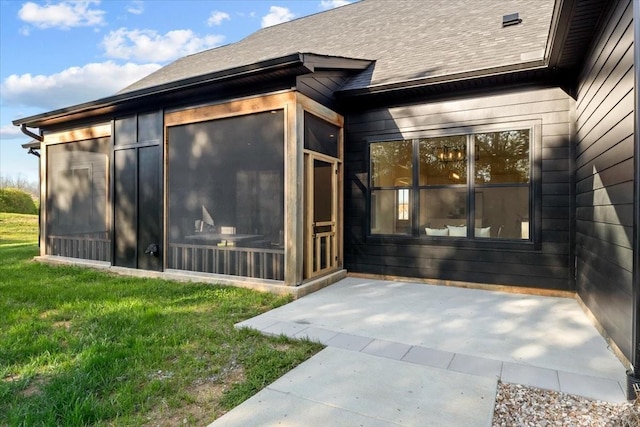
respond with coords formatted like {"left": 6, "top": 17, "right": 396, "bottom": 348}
{"left": 0, "top": 0, "right": 354, "bottom": 184}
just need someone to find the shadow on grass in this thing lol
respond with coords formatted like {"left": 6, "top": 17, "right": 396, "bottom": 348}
{"left": 0, "top": 241, "right": 38, "bottom": 247}
{"left": 0, "top": 245, "right": 322, "bottom": 426}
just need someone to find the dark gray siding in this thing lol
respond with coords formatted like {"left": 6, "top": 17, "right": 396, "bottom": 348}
{"left": 297, "top": 71, "right": 351, "bottom": 109}
{"left": 575, "top": 0, "right": 635, "bottom": 361}
{"left": 344, "top": 87, "right": 574, "bottom": 290}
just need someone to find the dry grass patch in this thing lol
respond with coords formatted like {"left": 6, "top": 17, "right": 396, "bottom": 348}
{"left": 143, "top": 365, "right": 246, "bottom": 426}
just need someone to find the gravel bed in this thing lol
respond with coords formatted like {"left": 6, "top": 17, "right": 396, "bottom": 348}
{"left": 493, "top": 382, "right": 640, "bottom": 427}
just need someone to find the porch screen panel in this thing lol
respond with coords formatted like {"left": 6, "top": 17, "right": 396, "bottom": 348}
{"left": 46, "top": 138, "right": 110, "bottom": 261}
{"left": 167, "top": 110, "right": 285, "bottom": 280}
{"left": 304, "top": 112, "right": 339, "bottom": 158}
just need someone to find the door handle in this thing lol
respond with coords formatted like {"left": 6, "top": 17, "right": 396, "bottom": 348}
{"left": 144, "top": 243, "right": 159, "bottom": 257}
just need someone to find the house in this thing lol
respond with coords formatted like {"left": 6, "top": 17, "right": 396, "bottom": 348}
{"left": 13, "top": 0, "right": 639, "bottom": 392}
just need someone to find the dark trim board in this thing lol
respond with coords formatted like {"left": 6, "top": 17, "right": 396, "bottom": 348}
{"left": 632, "top": 0, "right": 639, "bottom": 373}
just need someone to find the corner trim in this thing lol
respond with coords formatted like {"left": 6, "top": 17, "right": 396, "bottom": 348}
{"left": 632, "top": 0, "right": 640, "bottom": 373}
{"left": 576, "top": 293, "right": 632, "bottom": 369}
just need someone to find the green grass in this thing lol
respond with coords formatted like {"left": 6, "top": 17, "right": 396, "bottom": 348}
{"left": 0, "top": 213, "right": 323, "bottom": 426}
{"left": 0, "top": 212, "right": 39, "bottom": 244}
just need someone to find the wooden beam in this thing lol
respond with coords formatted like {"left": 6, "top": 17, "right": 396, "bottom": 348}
{"left": 165, "top": 92, "right": 296, "bottom": 127}
{"left": 304, "top": 152, "right": 312, "bottom": 279}
{"left": 296, "top": 92, "right": 344, "bottom": 126}
{"left": 284, "top": 100, "right": 304, "bottom": 286}
{"left": 40, "top": 143, "right": 47, "bottom": 256}
{"left": 44, "top": 123, "right": 111, "bottom": 144}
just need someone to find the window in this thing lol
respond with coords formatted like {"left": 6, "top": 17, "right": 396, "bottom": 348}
{"left": 370, "top": 140, "right": 412, "bottom": 234}
{"left": 419, "top": 136, "right": 467, "bottom": 236}
{"left": 370, "top": 127, "right": 532, "bottom": 241}
{"left": 474, "top": 130, "right": 530, "bottom": 240}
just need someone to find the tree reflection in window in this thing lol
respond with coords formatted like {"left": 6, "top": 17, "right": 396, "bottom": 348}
{"left": 370, "top": 140, "right": 413, "bottom": 187}
{"left": 419, "top": 135, "right": 467, "bottom": 185}
{"left": 369, "top": 128, "right": 531, "bottom": 240}
{"left": 475, "top": 130, "right": 529, "bottom": 184}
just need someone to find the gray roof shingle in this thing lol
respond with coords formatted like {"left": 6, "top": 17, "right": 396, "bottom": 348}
{"left": 121, "top": 0, "right": 554, "bottom": 94}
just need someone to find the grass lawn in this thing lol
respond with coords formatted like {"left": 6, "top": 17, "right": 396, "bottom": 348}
{"left": 0, "top": 213, "right": 323, "bottom": 426}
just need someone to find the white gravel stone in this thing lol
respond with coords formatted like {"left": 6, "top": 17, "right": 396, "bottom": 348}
{"left": 492, "top": 382, "right": 640, "bottom": 427}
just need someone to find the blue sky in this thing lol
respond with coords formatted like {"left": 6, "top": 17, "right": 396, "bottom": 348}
{"left": 0, "top": 0, "right": 353, "bottom": 183}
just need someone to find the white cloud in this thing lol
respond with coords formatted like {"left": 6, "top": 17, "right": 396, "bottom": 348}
{"left": 207, "top": 11, "right": 230, "bottom": 26}
{"left": 319, "top": 0, "right": 352, "bottom": 10}
{"left": 127, "top": 1, "right": 144, "bottom": 15}
{"left": 261, "top": 6, "right": 295, "bottom": 28}
{"left": 1, "top": 61, "right": 161, "bottom": 110}
{"left": 18, "top": 1, "right": 106, "bottom": 30}
{"left": 102, "top": 28, "right": 225, "bottom": 62}
{"left": 0, "top": 124, "right": 23, "bottom": 139}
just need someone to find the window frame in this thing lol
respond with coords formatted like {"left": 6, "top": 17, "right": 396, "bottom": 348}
{"left": 367, "top": 121, "right": 541, "bottom": 249}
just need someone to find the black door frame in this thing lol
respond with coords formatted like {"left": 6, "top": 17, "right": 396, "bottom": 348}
{"left": 631, "top": 0, "right": 639, "bottom": 377}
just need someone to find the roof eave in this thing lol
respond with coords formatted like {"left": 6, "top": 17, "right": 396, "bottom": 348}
{"left": 300, "top": 53, "right": 373, "bottom": 72}
{"left": 544, "top": 0, "right": 576, "bottom": 68}
{"left": 13, "top": 53, "right": 374, "bottom": 129}
{"left": 12, "top": 53, "right": 309, "bottom": 129}
{"left": 337, "top": 0, "right": 608, "bottom": 99}
{"left": 336, "top": 59, "right": 548, "bottom": 98}
{"left": 21, "top": 139, "right": 41, "bottom": 149}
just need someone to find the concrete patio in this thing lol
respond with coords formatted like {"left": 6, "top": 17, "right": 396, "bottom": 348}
{"left": 210, "top": 277, "right": 628, "bottom": 426}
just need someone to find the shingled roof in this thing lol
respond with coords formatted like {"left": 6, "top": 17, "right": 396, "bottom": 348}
{"left": 121, "top": 0, "right": 554, "bottom": 95}
{"left": 14, "top": 0, "right": 570, "bottom": 129}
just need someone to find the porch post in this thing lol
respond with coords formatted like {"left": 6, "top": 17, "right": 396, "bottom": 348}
{"left": 39, "top": 139, "right": 47, "bottom": 257}
{"left": 283, "top": 99, "right": 304, "bottom": 286}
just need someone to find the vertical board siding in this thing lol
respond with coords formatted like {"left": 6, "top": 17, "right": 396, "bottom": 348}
{"left": 344, "top": 87, "right": 574, "bottom": 290}
{"left": 575, "top": 0, "right": 634, "bottom": 361}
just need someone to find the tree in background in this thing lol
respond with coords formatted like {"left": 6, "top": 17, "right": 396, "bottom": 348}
{"left": 0, "top": 174, "right": 39, "bottom": 198}
{"left": 0, "top": 188, "right": 38, "bottom": 214}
